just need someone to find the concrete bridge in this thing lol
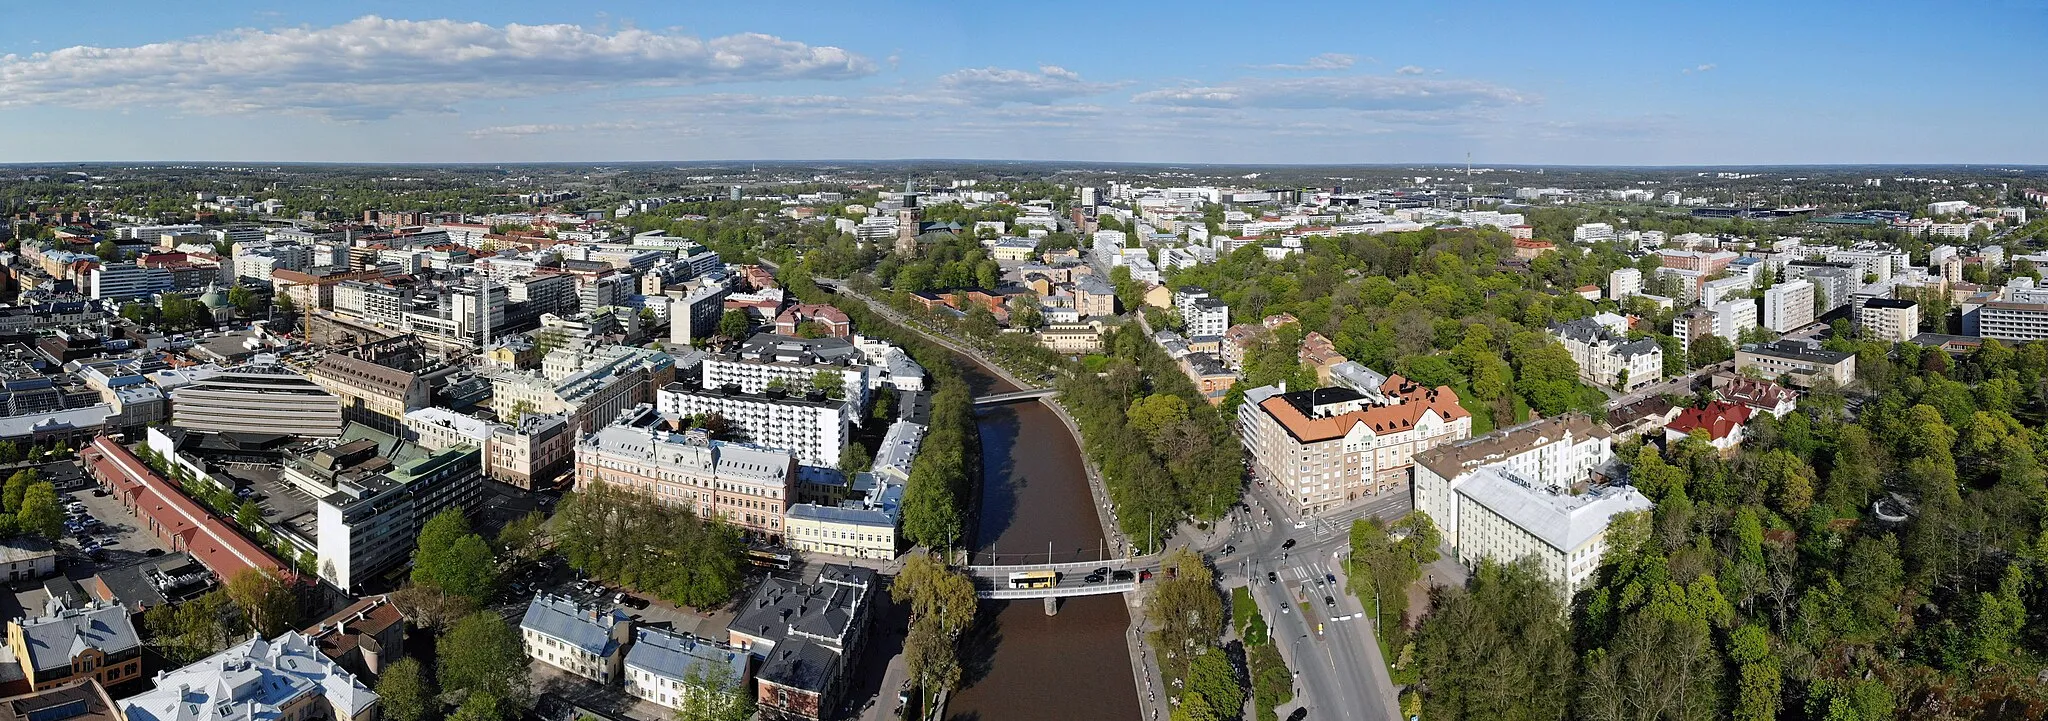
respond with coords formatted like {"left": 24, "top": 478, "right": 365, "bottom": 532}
{"left": 971, "top": 388, "right": 1058, "bottom": 406}
{"left": 965, "top": 557, "right": 1161, "bottom": 612}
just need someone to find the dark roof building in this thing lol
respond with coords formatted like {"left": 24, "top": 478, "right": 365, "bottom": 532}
{"left": 727, "top": 565, "right": 876, "bottom": 721}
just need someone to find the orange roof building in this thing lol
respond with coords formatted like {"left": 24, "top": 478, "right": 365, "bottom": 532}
{"left": 1664, "top": 401, "right": 1751, "bottom": 452}
{"left": 1238, "top": 377, "right": 1472, "bottom": 515}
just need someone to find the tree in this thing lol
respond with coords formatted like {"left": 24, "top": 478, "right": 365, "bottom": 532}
{"left": 893, "top": 551, "right": 978, "bottom": 694}
{"left": 2, "top": 469, "right": 35, "bottom": 512}
{"left": 224, "top": 568, "right": 298, "bottom": 636}
{"left": 377, "top": 658, "right": 436, "bottom": 721}
{"left": 144, "top": 589, "right": 248, "bottom": 663}
{"left": 235, "top": 499, "right": 262, "bottom": 529}
{"left": 447, "top": 693, "right": 501, "bottom": 721}
{"left": 16, "top": 482, "right": 63, "bottom": 540}
{"left": 495, "top": 511, "right": 548, "bottom": 564}
{"left": 1183, "top": 649, "right": 1244, "bottom": 721}
{"left": 811, "top": 369, "right": 846, "bottom": 399}
{"left": 227, "top": 285, "right": 261, "bottom": 315}
{"left": 438, "top": 612, "right": 530, "bottom": 707}
{"left": 95, "top": 239, "right": 120, "bottom": 261}
{"left": 836, "top": 442, "right": 872, "bottom": 477}
{"left": 676, "top": 663, "right": 755, "bottom": 721}
{"left": 412, "top": 509, "right": 500, "bottom": 605}
{"left": 718, "top": 309, "right": 751, "bottom": 340}
{"left": 1729, "top": 624, "right": 1782, "bottom": 721}
{"left": 1146, "top": 549, "right": 1224, "bottom": 681}
{"left": 1416, "top": 560, "right": 1573, "bottom": 721}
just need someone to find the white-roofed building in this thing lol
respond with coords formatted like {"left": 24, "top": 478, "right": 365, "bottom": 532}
{"left": 120, "top": 632, "right": 378, "bottom": 721}
{"left": 1413, "top": 415, "right": 1646, "bottom": 597}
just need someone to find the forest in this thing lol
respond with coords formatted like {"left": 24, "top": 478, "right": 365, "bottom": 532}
{"left": 1413, "top": 337, "right": 2048, "bottom": 720}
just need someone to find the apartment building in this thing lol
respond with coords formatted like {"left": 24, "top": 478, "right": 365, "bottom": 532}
{"left": 576, "top": 405, "right": 797, "bottom": 536}
{"left": 1761, "top": 280, "right": 1816, "bottom": 332}
{"left": 1413, "top": 415, "right": 1645, "bottom": 598}
{"left": 403, "top": 407, "right": 573, "bottom": 491}
{"left": 656, "top": 384, "right": 852, "bottom": 467}
{"left": 1238, "top": 379, "right": 1472, "bottom": 516}
{"left": 489, "top": 345, "right": 673, "bottom": 435}
{"left": 623, "top": 628, "right": 748, "bottom": 711}
{"left": 1549, "top": 317, "right": 1662, "bottom": 391}
{"left": 727, "top": 566, "right": 876, "bottom": 721}
{"left": 118, "top": 633, "right": 378, "bottom": 721}
{"left": 1607, "top": 267, "right": 1642, "bottom": 300}
{"left": 521, "top": 594, "right": 633, "bottom": 684}
{"left": 1856, "top": 298, "right": 1921, "bottom": 342}
{"left": 308, "top": 353, "right": 430, "bottom": 437}
{"left": 701, "top": 334, "right": 870, "bottom": 409}
{"left": 7, "top": 603, "right": 141, "bottom": 691}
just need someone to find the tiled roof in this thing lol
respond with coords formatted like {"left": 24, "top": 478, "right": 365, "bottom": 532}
{"left": 1257, "top": 379, "right": 1467, "bottom": 444}
{"left": 1666, "top": 401, "right": 1751, "bottom": 441}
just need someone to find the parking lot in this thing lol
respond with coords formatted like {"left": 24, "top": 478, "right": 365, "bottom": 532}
{"left": 3, "top": 470, "right": 181, "bottom": 621}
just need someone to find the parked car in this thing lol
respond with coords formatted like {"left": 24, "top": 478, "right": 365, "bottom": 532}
{"left": 1286, "top": 708, "right": 1308, "bottom": 721}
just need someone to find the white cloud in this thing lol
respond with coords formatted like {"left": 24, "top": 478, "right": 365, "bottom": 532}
{"left": 1131, "top": 74, "right": 1533, "bottom": 112}
{"left": 936, "top": 65, "right": 1121, "bottom": 104}
{"left": 1253, "top": 53, "right": 1359, "bottom": 71}
{"left": 0, "top": 15, "right": 875, "bottom": 120}
{"left": 1682, "top": 63, "right": 1717, "bottom": 74}
{"left": 1395, "top": 65, "right": 1427, "bottom": 75}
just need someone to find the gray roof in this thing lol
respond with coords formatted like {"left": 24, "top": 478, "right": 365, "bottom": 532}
{"left": 521, "top": 594, "right": 630, "bottom": 657}
{"left": 16, "top": 603, "right": 139, "bottom": 673}
{"left": 787, "top": 503, "right": 896, "bottom": 528}
{"left": 728, "top": 565, "right": 873, "bottom": 653}
{"left": 757, "top": 638, "right": 839, "bottom": 694}
{"left": 623, "top": 628, "right": 746, "bottom": 685}
{"left": 1455, "top": 467, "right": 1652, "bottom": 553}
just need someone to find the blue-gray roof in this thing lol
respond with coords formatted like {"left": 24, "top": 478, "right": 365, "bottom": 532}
{"left": 521, "top": 594, "right": 630, "bottom": 657}
{"left": 17, "top": 603, "right": 139, "bottom": 673}
{"left": 623, "top": 628, "right": 747, "bottom": 685}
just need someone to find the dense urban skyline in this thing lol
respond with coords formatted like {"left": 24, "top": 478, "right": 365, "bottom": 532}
{"left": 1, "top": 0, "right": 2042, "bottom": 165}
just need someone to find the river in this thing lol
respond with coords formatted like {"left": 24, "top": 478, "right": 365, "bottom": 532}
{"left": 943, "top": 352, "right": 1142, "bottom": 721}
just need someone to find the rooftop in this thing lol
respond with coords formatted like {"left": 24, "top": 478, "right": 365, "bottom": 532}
{"left": 119, "top": 632, "right": 377, "bottom": 721}
{"left": 520, "top": 594, "right": 630, "bottom": 658}
{"left": 1456, "top": 466, "right": 1653, "bottom": 553}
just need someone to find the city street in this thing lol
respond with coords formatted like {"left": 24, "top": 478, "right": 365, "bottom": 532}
{"left": 1197, "top": 485, "right": 1413, "bottom": 721}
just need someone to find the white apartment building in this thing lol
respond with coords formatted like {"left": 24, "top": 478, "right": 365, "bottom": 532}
{"left": 1175, "top": 288, "right": 1230, "bottom": 338}
{"left": 701, "top": 334, "right": 871, "bottom": 409}
{"left": 623, "top": 628, "right": 749, "bottom": 711}
{"left": 89, "top": 263, "right": 172, "bottom": 300}
{"left": 1762, "top": 280, "right": 1816, "bottom": 332}
{"left": 655, "top": 381, "right": 850, "bottom": 467}
{"left": 1574, "top": 223, "right": 1616, "bottom": 243}
{"left": 1713, "top": 299, "right": 1759, "bottom": 341}
{"left": 1413, "top": 415, "right": 1646, "bottom": 598}
{"left": 521, "top": 594, "right": 633, "bottom": 684}
{"left": 1239, "top": 381, "right": 1472, "bottom": 516}
{"left": 1607, "top": 267, "right": 1642, "bottom": 300}
{"left": 575, "top": 405, "right": 796, "bottom": 537}
{"left": 1549, "top": 318, "right": 1662, "bottom": 391}
{"left": 1700, "top": 275, "right": 1752, "bottom": 307}
{"left": 1857, "top": 298, "right": 1920, "bottom": 342}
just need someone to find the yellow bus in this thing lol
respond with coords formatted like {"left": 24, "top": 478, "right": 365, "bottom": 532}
{"left": 1008, "top": 571, "right": 1061, "bottom": 589}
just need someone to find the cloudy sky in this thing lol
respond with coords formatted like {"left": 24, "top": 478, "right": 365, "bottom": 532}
{"left": 1, "top": 0, "right": 2042, "bottom": 165}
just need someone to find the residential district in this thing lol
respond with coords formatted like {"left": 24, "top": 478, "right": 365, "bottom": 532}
{"left": 0, "top": 163, "right": 2042, "bottom": 721}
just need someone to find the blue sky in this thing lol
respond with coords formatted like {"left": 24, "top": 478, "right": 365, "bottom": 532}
{"left": 0, "top": 0, "right": 2042, "bottom": 165}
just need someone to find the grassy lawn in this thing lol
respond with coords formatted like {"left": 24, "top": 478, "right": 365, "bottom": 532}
{"left": 1232, "top": 586, "right": 1270, "bottom": 645}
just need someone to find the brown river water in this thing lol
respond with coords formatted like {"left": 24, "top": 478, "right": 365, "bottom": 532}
{"left": 942, "top": 353, "right": 1141, "bottom": 721}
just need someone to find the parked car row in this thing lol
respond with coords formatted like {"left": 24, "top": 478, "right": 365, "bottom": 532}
{"left": 63, "top": 496, "right": 117, "bottom": 558}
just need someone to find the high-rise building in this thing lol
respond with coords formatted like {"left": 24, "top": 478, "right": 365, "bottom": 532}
{"left": 1762, "top": 280, "right": 1816, "bottom": 332}
{"left": 1857, "top": 299, "right": 1920, "bottom": 342}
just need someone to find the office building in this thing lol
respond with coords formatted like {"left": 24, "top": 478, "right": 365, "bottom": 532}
{"left": 1238, "top": 379, "right": 1472, "bottom": 516}
{"left": 308, "top": 353, "right": 430, "bottom": 437}
{"left": 119, "top": 633, "right": 378, "bottom": 721}
{"left": 575, "top": 406, "right": 797, "bottom": 537}
{"left": 489, "top": 345, "right": 673, "bottom": 435}
{"left": 170, "top": 364, "right": 345, "bottom": 438}
{"left": 1413, "top": 415, "right": 1644, "bottom": 597}
{"left": 521, "top": 594, "right": 633, "bottom": 684}
{"left": 403, "top": 407, "right": 573, "bottom": 491}
{"left": 669, "top": 283, "right": 731, "bottom": 346}
{"left": 288, "top": 426, "right": 484, "bottom": 591}
{"left": 1736, "top": 339, "right": 1857, "bottom": 388}
{"left": 1761, "top": 280, "right": 1816, "bottom": 332}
